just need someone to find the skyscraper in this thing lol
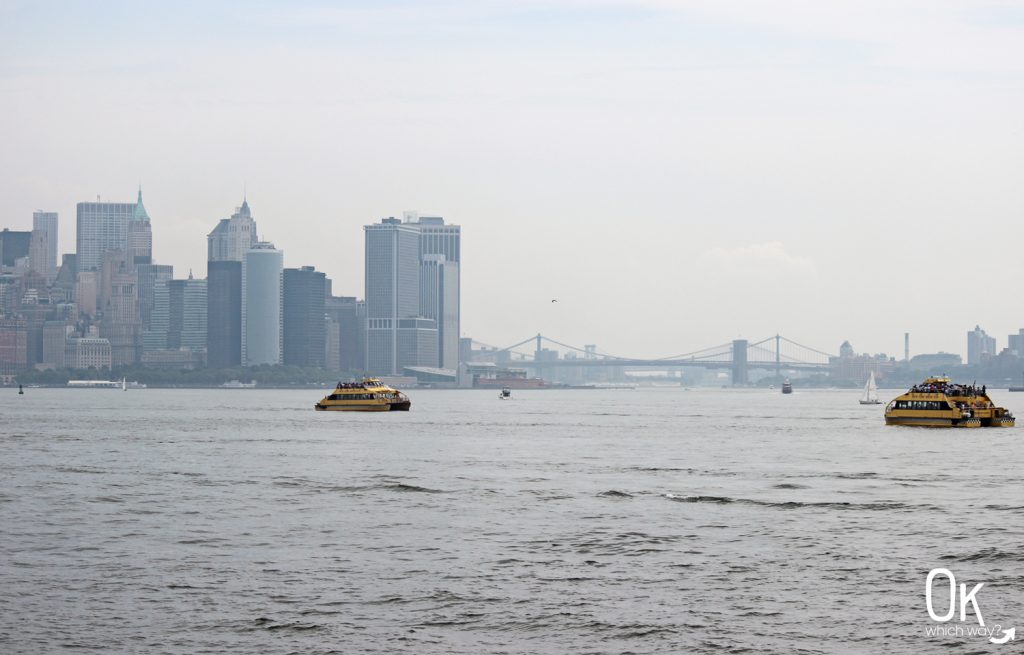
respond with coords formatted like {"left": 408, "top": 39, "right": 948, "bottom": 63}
{"left": 967, "top": 325, "right": 996, "bottom": 365}
{"left": 42, "top": 321, "right": 69, "bottom": 368}
{"left": 408, "top": 213, "right": 461, "bottom": 371}
{"left": 167, "top": 274, "right": 207, "bottom": 352}
{"left": 207, "top": 260, "right": 242, "bottom": 368}
{"left": 1008, "top": 329, "right": 1024, "bottom": 357}
{"left": 31, "top": 211, "right": 58, "bottom": 281}
{"left": 242, "top": 242, "right": 283, "bottom": 366}
{"left": 365, "top": 218, "right": 430, "bottom": 375}
{"left": 418, "top": 216, "right": 460, "bottom": 370}
{"left": 138, "top": 263, "right": 174, "bottom": 350}
{"left": 98, "top": 250, "right": 141, "bottom": 366}
{"left": 126, "top": 188, "right": 153, "bottom": 266}
{"left": 28, "top": 230, "right": 48, "bottom": 278}
{"left": 0, "top": 229, "right": 31, "bottom": 268}
{"left": 75, "top": 270, "right": 99, "bottom": 316}
{"left": 326, "top": 295, "right": 364, "bottom": 372}
{"left": 146, "top": 277, "right": 170, "bottom": 353}
{"left": 282, "top": 266, "right": 326, "bottom": 367}
{"left": 207, "top": 199, "right": 258, "bottom": 368}
{"left": 364, "top": 213, "right": 460, "bottom": 375}
{"left": 420, "top": 254, "right": 460, "bottom": 370}
{"left": 76, "top": 200, "right": 134, "bottom": 273}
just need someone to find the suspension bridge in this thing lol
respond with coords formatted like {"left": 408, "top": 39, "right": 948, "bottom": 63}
{"left": 472, "top": 334, "right": 837, "bottom": 385}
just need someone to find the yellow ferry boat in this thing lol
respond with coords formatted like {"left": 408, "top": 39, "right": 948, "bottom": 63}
{"left": 314, "top": 378, "right": 411, "bottom": 412}
{"left": 884, "top": 376, "right": 1014, "bottom": 428}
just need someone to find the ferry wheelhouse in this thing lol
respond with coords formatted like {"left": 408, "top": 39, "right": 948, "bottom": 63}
{"left": 884, "top": 376, "right": 1014, "bottom": 428}
{"left": 314, "top": 378, "right": 411, "bottom": 412}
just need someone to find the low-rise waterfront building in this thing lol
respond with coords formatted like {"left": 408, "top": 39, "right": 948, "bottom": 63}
{"left": 65, "top": 337, "right": 112, "bottom": 370}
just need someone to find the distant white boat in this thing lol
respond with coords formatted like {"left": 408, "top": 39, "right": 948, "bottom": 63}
{"left": 860, "top": 371, "right": 882, "bottom": 405}
{"left": 67, "top": 378, "right": 144, "bottom": 389}
{"left": 67, "top": 380, "right": 121, "bottom": 389}
{"left": 220, "top": 380, "right": 257, "bottom": 389}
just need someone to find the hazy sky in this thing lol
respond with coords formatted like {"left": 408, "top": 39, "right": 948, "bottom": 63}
{"left": 2, "top": 0, "right": 1023, "bottom": 359}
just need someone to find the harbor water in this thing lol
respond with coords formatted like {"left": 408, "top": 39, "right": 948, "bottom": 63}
{"left": 2, "top": 388, "right": 1023, "bottom": 653}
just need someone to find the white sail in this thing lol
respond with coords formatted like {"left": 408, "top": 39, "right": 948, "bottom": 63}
{"left": 861, "top": 372, "right": 878, "bottom": 403}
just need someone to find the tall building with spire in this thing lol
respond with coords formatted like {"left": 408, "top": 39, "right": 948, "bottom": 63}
{"left": 126, "top": 187, "right": 152, "bottom": 266}
{"left": 208, "top": 198, "right": 258, "bottom": 262}
{"left": 207, "top": 198, "right": 258, "bottom": 368}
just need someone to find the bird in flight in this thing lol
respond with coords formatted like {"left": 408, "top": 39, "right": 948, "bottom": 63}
{"left": 551, "top": 299, "right": 558, "bottom": 303}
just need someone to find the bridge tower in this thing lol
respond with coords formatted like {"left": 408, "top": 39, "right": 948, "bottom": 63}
{"left": 732, "top": 339, "right": 748, "bottom": 386}
{"left": 775, "top": 334, "right": 781, "bottom": 379}
{"left": 535, "top": 333, "right": 543, "bottom": 381}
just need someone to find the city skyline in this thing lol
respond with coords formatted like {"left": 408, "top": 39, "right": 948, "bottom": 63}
{"left": 2, "top": 2, "right": 1023, "bottom": 358}
{"left": 6, "top": 189, "right": 1022, "bottom": 361}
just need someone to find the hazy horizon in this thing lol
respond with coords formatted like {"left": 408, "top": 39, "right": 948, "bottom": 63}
{"left": 2, "top": 0, "right": 1023, "bottom": 359}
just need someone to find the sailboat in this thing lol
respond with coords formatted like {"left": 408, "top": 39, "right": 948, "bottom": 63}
{"left": 121, "top": 377, "right": 127, "bottom": 392}
{"left": 859, "top": 372, "right": 882, "bottom": 405}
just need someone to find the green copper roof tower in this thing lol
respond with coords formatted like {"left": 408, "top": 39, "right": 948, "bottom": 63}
{"left": 133, "top": 185, "right": 151, "bottom": 222}
{"left": 127, "top": 185, "right": 153, "bottom": 265}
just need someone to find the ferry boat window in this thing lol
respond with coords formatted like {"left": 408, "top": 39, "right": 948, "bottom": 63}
{"left": 901, "top": 400, "right": 948, "bottom": 411}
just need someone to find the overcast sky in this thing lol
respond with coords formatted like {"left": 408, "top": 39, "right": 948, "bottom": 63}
{"left": 2, "top": 0, "right": 1023, "bottom": 359}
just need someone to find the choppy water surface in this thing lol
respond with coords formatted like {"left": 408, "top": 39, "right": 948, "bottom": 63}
{"left": 3, "top": 388, "right": 1023, "bottom": 653}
